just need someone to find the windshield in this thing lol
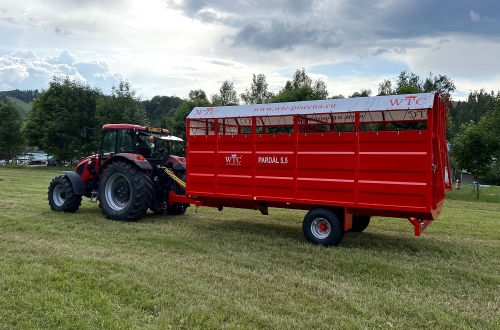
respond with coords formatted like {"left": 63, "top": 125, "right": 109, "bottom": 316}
{"left": 153, "top": 137, "right": 185, "bottom": 157}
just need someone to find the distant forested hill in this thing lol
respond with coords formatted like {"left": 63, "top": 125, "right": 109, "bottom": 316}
{"left": 5, "top": 96, "right": 31, "bottom": 116}
{"left": 0, "top": 89, "right": 38, "bottom": 104}
{"left": 0, "top": 89, "right": 38, "bottom": 116}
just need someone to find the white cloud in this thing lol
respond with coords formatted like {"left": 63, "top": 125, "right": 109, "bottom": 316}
{"left": 0, "top": 50, "right": 121, "bottom": 92}
{"left": 0, "top": 62, "right": 29, "bottom": 82}
{"left": 470, "top": 10, "right": 481, "bottom": 22}
{"left": 0, "top": 0, "right": 499, "bottom": 101}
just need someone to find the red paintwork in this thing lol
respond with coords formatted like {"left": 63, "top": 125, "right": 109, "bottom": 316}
{"left": 76, "top": 154, "right": 100, "bottom": 182}
{"left": 185, "top": 93, "right": 451, "bottom": 234}
{"left": 168, "top": 155, "right": 187, "bottom": 167}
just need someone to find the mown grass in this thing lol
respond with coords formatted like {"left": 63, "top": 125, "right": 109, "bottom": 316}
{"left": 446, "top": 184, "right": 500, "bottom": 203}
{"left": 0, "top": 167, "right": 499, "bottom": 329}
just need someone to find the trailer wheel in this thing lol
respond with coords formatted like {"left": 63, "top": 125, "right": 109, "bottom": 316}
{"left": 351, "top": 215, "right": 371, "bottom": 232}
{"left": 98, "top": 161, "right": 153, "bottom": 221}
{"left": 48, "top": 175, "right": 82, "bottom": 213}
{"left": 303, "top": 208, "right": 344, "bottom": 246}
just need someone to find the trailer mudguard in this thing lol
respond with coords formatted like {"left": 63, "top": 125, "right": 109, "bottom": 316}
{"left": 60, "top": 171, "right": 86, "bottom": 195}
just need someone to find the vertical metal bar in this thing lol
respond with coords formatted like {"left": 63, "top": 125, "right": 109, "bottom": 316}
{"left": 427, "top": 96, "right": 435, "bottom": 211}
{"left": 214, "top": 118, "right": 219, "bottom": 194}
{"left": 185, "top": 118, "right": 190, "bottom": 190}
{"left": 354, "top": 112, "right": 360, "bottom": 205}
{"left": 293, "top": 114, "right": 299, "bottom": 200}
{"left": 252, "top": 116, "right": 256, "bottom": 199}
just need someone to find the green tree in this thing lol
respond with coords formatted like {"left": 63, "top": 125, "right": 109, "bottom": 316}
{"left": 142, "top": 95, "right": 183, "bottom": 126}
{"left": 188, "top": 89, "right": 207, "bottom": 101}
{"left": 161, "top": 98, "right": 211, "bottom": 156}
{"left": 23, "top": 77, "right": 101, "bottom": 163}
{"left": 488, "top": 94, "right": 500, "bottom": 155}
{"left": 95, "top": 80, "right": 147, "bottom": 128}
{"left": 349, "top": 89, "right": 372, "bottom": 98}
{"left": 0, "top": 101, "right": 25, "bottom": 163}
{"left": 477, "top": 95, "right": 500, "bottom": 184}
{"left": 422, "top": 72, "right": 456, "bottom": 100}
{"left": 158, "top": 89, "right": 211, "bottom": 149}
{"left": 240, "top": 74, "right": 274, "bottom": 104}
{"left": 378, "top": 79, "right": 394, "bottom": 96}
{"left": 272, "top": 68, "right": 328, "bottom": 102}
{"left": 211, "top": 81, "right": 239, "bottom": 106}
{"left": 456, "top": 89, "right": 495, "bottom": 127}
{"left": 395, "top": 70, "right": 422, "bottom": 94}
{"left": 452, "top": 120, "right": 496, "bottom": 198}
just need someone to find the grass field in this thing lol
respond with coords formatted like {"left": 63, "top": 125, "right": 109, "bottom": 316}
{"left": 446, "top": 183, "right": 500, "bottom": 203}
{"left": 0, "top": 167, "right": 499, "bottom": 329}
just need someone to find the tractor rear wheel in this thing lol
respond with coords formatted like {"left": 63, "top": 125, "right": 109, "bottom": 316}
{"left": 48, "top": 175, "right": 82, "bottom": 213}
{"left": 302, "top": 208, "right": 344, "bottom": 246}
{"left": 351, "top": 215, "right": 371, "bottom": 232}
{"left": 98, "top": 161, "right": 153, "bottom": 221}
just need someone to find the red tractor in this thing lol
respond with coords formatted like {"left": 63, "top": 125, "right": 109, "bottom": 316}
{"left": 48, "top": 124, "right": 190, "bottom": 220}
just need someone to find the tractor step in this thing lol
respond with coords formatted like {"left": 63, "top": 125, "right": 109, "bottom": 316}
{"left": 88, "top": 190, "right": 98, "bottom": 203}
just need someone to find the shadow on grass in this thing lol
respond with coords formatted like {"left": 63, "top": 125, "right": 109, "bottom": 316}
{"left": 63, "top": 209, "right": 471, "bottom": 258}
{"left": 342, "top": 231, "right": 466, "bottom": 257}
{"left": 197, "top": 219, "right": 303, "bottom": 241}
{"left": 175, "top": 218, "right": 469, "bottom": 258}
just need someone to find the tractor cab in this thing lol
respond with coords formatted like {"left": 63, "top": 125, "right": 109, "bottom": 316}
{"left": 99, "top": 124, "right": 183, "bottom": 166}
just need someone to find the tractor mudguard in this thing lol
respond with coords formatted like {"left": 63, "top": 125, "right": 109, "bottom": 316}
{"left": 115, "top": 153, "right": 152, "bottom": 170}
{"left": 60, "top": 171, "right": 86, "bottom": 195}
{"left": 95, "top": 154, "right": 152, "bottom": 180}
{"left": 168, "top": 155, "right": 186, "bottom": 171}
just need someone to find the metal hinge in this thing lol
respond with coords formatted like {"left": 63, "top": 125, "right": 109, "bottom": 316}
{"left": 432, "top": 164, "right": 437, "bottom": 173}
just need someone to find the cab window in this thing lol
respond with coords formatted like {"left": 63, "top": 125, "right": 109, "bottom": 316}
{"left": 117, "top": 130, "right": 134, "bottom": 153}
{"left": 102, "top": 131, "right": 117, "bottom": 154}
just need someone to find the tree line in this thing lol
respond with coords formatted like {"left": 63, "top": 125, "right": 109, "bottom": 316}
{"left": 0, "top": 89, "right": 39, "bottom": 104}
{"left": 1, "top": 69, "right": 499, "bottom": 190}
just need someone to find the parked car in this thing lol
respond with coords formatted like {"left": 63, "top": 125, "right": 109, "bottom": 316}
{"left": 26, "top": 160, "right": 48, "bottom": 167}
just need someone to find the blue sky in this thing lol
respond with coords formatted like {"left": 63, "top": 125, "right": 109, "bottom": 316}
{"left": 0, "top": 0, "right": 499, "bottom": 100}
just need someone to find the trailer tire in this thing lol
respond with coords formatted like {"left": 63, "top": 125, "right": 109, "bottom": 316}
{"left": 303, "top": 208, "right": 344, "bottom": 246}
{"left": 351, "top": 215, "right": 371, "bottom": 232}
{"left": 48, "top": 175, "right": 82, "bottom": 213}
{"left": 98, "top": 161, "right": 153, "bottom": 221}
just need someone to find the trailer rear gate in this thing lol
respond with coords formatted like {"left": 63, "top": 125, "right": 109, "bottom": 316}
{"left": 186, "top": 93, "right": 451, "bottom": 246}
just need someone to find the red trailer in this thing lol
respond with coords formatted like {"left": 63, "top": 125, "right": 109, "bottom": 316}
{"left": 186, "top": 93, "right": 451, "bottom": 246}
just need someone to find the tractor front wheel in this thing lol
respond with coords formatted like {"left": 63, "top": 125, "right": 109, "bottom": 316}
{"left": 48, "top": 175, "right": 82, "bottom": 213}
{"left": 98, "top": 161, "right": 153, "bottom": 221}
{"left": 302, "top": 208, "right": 344, "bottom": 246}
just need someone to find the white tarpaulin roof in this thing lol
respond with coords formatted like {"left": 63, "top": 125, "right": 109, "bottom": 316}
{"left": 188, "top": 93, "right": 438, "bottom": 119}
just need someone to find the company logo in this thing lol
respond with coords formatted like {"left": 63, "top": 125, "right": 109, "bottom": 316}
{"left": 195, "top": 107, "right": 219, "bottom": 116}
{"left": 225, "top": 154, "right": 242, "bottom": 166}
{"left": 389, "top": 95, "right": 429, "bottom": 107}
